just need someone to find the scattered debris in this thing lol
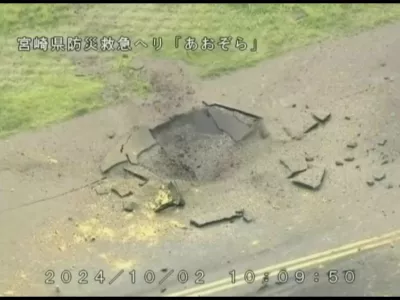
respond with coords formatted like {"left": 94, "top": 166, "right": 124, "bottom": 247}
{"left": 346, "top": 142, "right": 358, "bottom": 149}
{"left": 344, "top": 156, "right": 355, "bottom": 162}
{"left": 243, "top": 213, "right": 254, "bottom": 223}
{"left": 161, "top": 268, "right": 168, "bottom": 273}
{"left": 123, "top": 200, "right": 137, "bottom": 212}
{"left": 378, "top": 139, "right": 387, "bottom": 146}
{"left": 373, "top": 172, "right": 386, "bottom": 182}
{"left": 355, "top": 165, "right": 360, "bottom": 169}
{"left": 291, "top": 166, "right": 325, "bottom": 190}
{"left": 384, "top": 76, "right": 394, "bottom": 82}
{"left": 124, "top": 127, "right": 157, "bottom": 164}
{"left": 279, "top": 156, "right": 308, "bottom": 178}
{"left": 381, "top": 159, "right": 389, "bottom": 165}
{"left": 190, "top": 210, "right": 244, "bottom": 228}
{"left": 150, "top": 182, "right": 185, "bottom": 213}
{"left": 366, "top": 180, "right": 375, "bottom": 187}
{"left": 344, "top": 116, "right": 351, "bottom": 120}
{"left": 161, "top": 288, "right": 167, "bottom": 294}
{"left": 310, "top": 110, "right": 331, "bottom": 123}
{"left": 387, "top": 183, "right": 393, "bottom": 189}
{"left": 335, "top": 161, "right": 344, "bottom": 166}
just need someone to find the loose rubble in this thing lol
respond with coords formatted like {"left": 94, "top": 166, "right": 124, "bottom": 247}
{"left": 279, "top": 156, "right": 308, "bottom": 178}
{"left": 310, "top": 109, "right": 331, "bottom": 123}
{"left": 373, "top": 172, "right": 386, "bottom": 182}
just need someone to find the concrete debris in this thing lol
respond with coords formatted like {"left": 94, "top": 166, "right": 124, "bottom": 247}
{"left": 94, "top": 184, "right": 110, "bottom": 195}
{"left": 387, "top": 183, "right": 393, "bottom": 189}
{"left": 335, "top": 161, "right": 344, "bottom": 166}
{"left": 305, "top": 153, "right": 314, "bottom": 162}
{"left": 378, "top": 139, "right": 387, "bottom": 146}
{"left": 111, "top": 181, "right": 134, "bottom": 198}
{"left": 150, "top": 182, "right": 184, "bottom": 213}
{"left": 344, "top": 116, "right": 351, "bottom": 120}
{"left": 124, "top": 165, "right": 150, "bottom": 186}
{"left": 373, "top": 172, "right": 386, "bottom": 182}
{"left": 344, "top": 156, "right": 355, "bottom": 162}
{"left": 381, "top": 159, "right": 389, "bottom": 165}
{"left": 310, "top": 110, "right": 331, "bottom": 123}
{"left": 107, "top": 131, "right": 116, "bottom": 139}
{"left": 280, "top": 156, "right": 308, "bottom": 178}
{"left": 123, "top": 200, "right": 137, "bottom": 212}
{"left": 190, "top": 210, "right": 244, "bottom": 228}
{"left": 291, "top": 166, "right": 325, "bottom": 190}
{"left": 366, "top": 180, "right": 375, "bottom": 187}
{"left": 208, "top": 106, "right": 253, "bottom": 142}
{"left": 346, "top": 142, "right": 358, "bottom": 149}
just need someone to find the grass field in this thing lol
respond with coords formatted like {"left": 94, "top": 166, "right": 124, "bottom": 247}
{"left": 1, "top": 4, "right": 400, "bottom": 137}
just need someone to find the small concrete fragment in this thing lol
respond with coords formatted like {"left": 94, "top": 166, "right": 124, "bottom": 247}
{"left": 150, "top": 182, "right": 184, "bottom": 213}
{"left": 366, "top": 180, "right": 375, "bottom": 187}
{"left": 107, "top": 131, "right": 116, "bottom": 139}
{"left": 190, "top": 210, "right": 244, "bottom": 228}
{"left": 345, "top": 116, "right": 351, "bottom": 120}
{"left": 373, "top": 172, "right": 386, "bottom": 182}
{"left": 347, "top": 142, "right": 358, "bottom": 149}
{"left": 123, "top": 200, "right": 137, "bottom": 212}
{"left": 208, "top": 107, "right": 253, "bottom": 142}
{"left": 94, "top": 184, "right": 110, "bottom": 196}
{"left": 305, "top": 153, "right": 314, "bottom": 162}
{"left": 387, "top": 183, "right": 393, "bottom": 189}
{"left": 280, "top": 156, "right": 308, "bottom": 178}
{"left": 310, "top": 110, "right": 331, "bottom": 123}
{"left": 344, "top": 156, "right": 355, "bottom": 162}
{"left": 335, "top": 161, "right": 344, "bottom": 166}
{"left": 291, "top": 166, "right": 325, "bottom": 190}
{"left": 378, "top": 139, "right": 387, "bottom": 146}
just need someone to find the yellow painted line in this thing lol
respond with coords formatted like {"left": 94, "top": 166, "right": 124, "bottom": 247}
{"left": 168, "top": 229, "right": 400, "bottom": 297}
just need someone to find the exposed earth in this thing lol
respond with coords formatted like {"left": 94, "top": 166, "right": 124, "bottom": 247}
{"left": 2, "top": 23, "right": 400, "bottom": 296}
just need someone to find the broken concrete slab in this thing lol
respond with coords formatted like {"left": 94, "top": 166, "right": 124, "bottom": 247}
{"left": 280, "top": 156, "right": 308, "bottom": 178}
{"left": 124, "top": 126, "right": 157, "bottom": 164}
{"left": 150, "top": 182, "right": 185, "bottom": 213}
{"left": 123, "top": 165, "right": 152, "bottom": 186}
{"left": 207, "top": 106, "right": 253, "bottom": 142}
{"left": 100, "top": 134, "right": 130, "bottom": 173}
{"left": 190, "top": 210, "right": 244, "bottom": 228}
{"left": 111, "top": 180, "right": 136, "bottom": 198}
{"left": 291, "top": 166, "right": 325, "bottom": 190}
{"left": 310, "top": 110, "right": 331, "bottom": 123}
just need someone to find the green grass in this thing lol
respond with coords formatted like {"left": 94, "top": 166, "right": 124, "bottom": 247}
{"left": 2, "top": 4, "right": 400, "bottom": 137}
